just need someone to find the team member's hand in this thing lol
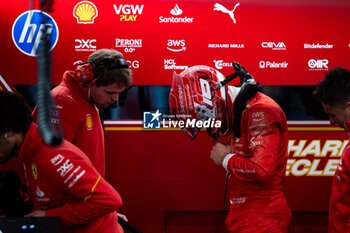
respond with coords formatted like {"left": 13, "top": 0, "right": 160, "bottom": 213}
{"left": 210, "top": 142, "right": 230, "bottom": 166}
{"left": 118, "top": 213, "right": 128, "bottom": 222}
{"left": 25, "top": 210, "right": 46, "bottom": 217}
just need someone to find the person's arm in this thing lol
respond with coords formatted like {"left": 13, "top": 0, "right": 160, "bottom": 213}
{"left": 52, "top": 94, "right": 80, "bottom": 143}
{"left": 45, "top": 176, "right": 122, "bottom": 226}
{"left": 211, "top": 105, "right": 284, "bottom": 184}
{"left": 37, "top": 148, "right": 122, "bottom": 226}
{"left": 32, "top": 93, "right": 80, "bottom": 143}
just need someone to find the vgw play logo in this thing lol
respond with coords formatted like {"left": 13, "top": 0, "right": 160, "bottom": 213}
{"left": 12, "top": 10, "right": 59, "bottom": 56}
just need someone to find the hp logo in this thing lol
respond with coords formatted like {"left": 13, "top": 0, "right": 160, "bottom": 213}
{"left": 12, "top": 10, "right": 59, "bottom": 56}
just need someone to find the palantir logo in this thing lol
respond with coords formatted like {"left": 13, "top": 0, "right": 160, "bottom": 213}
{"left": 12, "top": 10, "right": 59, "bottom": 57}
{"left": 143, "top": 109, "right": 162, "bottom": 129}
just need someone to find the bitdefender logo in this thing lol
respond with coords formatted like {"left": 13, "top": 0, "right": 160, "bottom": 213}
{"left": 113, "top": 4, "right": 144, "bottom": 21}
{"left": 304, "top": 43, "right": 333, "bottom": 49}
{"left": 12, "top": 10, "right": 59, "bottom": 56}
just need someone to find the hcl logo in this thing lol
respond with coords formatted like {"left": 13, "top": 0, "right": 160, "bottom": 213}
{"left": 12, "top": 10, "right": 59, "bottom": 57}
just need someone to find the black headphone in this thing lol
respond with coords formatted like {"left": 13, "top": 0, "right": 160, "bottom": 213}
{"left": 74, "top": 58, "right": 129, "bottom": 83}
{"left": 218, "top": 62, "right": 262, "bottom": 138}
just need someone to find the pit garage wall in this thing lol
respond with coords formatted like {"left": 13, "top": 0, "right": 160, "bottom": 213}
{"left": 104, "top": 121, "right": 348, "bottom": 233}
{"left": 1, "top": 0, "right": 350, "bottom": 232}
{"left": 1, "top": 0, "right": 350, "bottom": 86}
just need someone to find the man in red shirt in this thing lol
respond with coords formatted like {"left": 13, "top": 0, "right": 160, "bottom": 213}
{"left": 313, "top": 67, "right": 350, "bottom": 233}
{"left": 210, "top": 90, "right": 292, "bottom": 233}
{"left": 170, "top": 64, "right": 292, "bottom": 232}
{"left": 33, "top": 49, "right": 132, "bottom": 177}
{"left": 0, "top": 91, "right": 124, "bottom": 232}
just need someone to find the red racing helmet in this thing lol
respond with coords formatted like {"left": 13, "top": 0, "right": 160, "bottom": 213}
{"left": 169, "top": 65, "right": 230, "bottom": 140}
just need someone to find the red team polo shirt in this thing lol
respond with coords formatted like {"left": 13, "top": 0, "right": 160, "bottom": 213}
{"left": 33, "top": 71, "right": 105, "bottom": 177}
{"left": 329, "top": 121, "right": 350, "bottom": 233}
{"left": 223, "top": 92, "right": 292, "bottom": 233}
{"left": 18, "top": 123, "right": 123, "bottom": 233}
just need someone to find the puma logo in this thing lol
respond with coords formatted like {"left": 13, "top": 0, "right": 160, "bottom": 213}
{"left": 213, "top": 3, "right": 240, "bottom": 23}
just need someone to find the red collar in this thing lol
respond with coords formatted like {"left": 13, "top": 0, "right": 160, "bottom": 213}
{"left": 18, "top": 123, "right": 42, "bottom": 161}
{"left": 61, "top": 71, "right": 91, "bottom": 102}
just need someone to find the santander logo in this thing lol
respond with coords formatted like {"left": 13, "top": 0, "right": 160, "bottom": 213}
{"left": 170, "top": 4, "right": 183, "bottom": 16}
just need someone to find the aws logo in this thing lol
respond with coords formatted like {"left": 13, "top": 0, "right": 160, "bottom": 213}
{"left": 73, "top": 1, "right": 98, "bottom": 24}
{"left": 167, "top": 39, "right": 186, "bottom": 52}
{"left": 12, "top": 10, "right": 59, "bottom": 56}
{"left": 113, "top": 4, "right": 144, "bottom": 21}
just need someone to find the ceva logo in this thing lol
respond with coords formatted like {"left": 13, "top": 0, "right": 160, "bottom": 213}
{"left": 262, "top": 42, "right": 286, "bottom": 50}
{"left": 12, "top": 10, "right": 59, "bottom": 57}
{"left": 73, "top": 1, "right": 98, "bottom": 24}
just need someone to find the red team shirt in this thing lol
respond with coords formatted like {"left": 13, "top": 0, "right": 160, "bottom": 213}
{"left": 33, "top": 71, "right": 106, "bottom": 176}
{"left": 329, "top": 121, "right": 350, "bottom": 233}
{"left": 18, "top": 123, "right": 123, "bottom": 233}
{"left": 223, "top": 92, "right": 292, "bottom": 233}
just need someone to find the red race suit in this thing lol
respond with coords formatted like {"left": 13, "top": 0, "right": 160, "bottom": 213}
{"left": 329, "top": 121, "right": 350, "bottom": 233}
{"left": 222, "top": 91, "right": 292, "bottom": 233}
{"left": 18, "top": 123, "right": 123, "bottom": 233}
{"left": 33, "top": 71, "right": 105, "bottom": 176}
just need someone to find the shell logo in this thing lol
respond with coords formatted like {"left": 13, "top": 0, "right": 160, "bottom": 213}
{"left": 73, "top": 1, "right": 98, "bottom": 24}
{"left": 86, "top": 114, "right": 93, "bottom": 130}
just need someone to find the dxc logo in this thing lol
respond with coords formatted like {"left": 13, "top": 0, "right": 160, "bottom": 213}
{"left": 12, "top": 10, "right": 59, "bottom": 56}
{"left": 75, "top": 39, "right": 96, "bottom": 49}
